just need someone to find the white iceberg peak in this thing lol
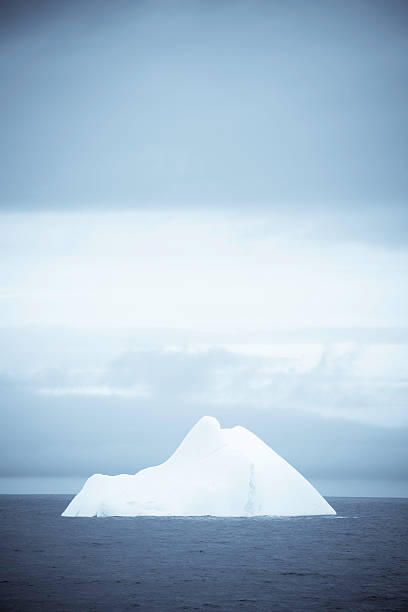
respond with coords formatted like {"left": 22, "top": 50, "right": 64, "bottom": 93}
{"left": 62, "top": 416, "right": 335, "bottom": 517}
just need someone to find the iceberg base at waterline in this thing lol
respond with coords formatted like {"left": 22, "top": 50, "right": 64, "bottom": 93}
{"left": 62, "top": 416, "right": 335, "bottom": 517}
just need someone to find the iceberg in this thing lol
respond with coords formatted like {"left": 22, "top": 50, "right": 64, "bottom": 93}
{"left": 62, "top": 416, "right": 335, "bottom": 517}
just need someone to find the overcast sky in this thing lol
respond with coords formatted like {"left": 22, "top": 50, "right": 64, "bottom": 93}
{"left": 1, "top": 0, "right": 407, "bottom": 496}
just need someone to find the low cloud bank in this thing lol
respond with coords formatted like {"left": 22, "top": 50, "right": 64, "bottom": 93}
{"left": 1, "top": 340, "right": 407, "bottom": 493}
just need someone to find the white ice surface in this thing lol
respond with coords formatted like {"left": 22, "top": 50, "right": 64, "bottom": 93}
{"left": 62, "top": 416, "right": 335, "bottom": 517}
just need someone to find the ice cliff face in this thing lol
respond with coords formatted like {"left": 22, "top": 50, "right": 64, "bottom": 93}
{"left": 62, "top": 416, "right": 335, "bottom": 517}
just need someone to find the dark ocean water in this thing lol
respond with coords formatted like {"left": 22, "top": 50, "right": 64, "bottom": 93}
{"left": 0, "top": 496, "right": 407, "bottom": 611}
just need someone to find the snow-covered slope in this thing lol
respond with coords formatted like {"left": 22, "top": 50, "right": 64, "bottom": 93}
{"left": 62, "top": 416, "right": 335, "bottom": 517}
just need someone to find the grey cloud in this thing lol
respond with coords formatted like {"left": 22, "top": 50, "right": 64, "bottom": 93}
{"left": 103, "top": 345, "right": 408, "bottom": 427}
{"left": 2, "top": 331, "right": 408, "bottom": 427}
{"left": 1, "top": 374, "right": 407, "bottom": 486}
{"left": 1, "top": 326, "right": 408, "bottom": 492}
{"left": 105, "top": 348, "right": 261, "bottom": 398}
{"left": 1, "top": 0, "right": 407, "bottom": 247}
{"left": 3, "top": 341, "right": 407, "bottom": 480}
